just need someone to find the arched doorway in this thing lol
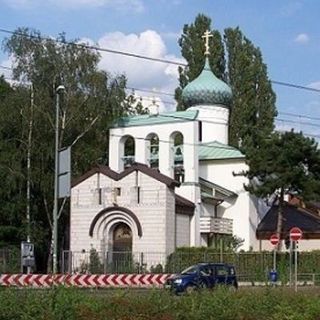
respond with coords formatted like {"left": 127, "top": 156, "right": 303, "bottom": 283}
{"left": 113, "top": 222, "right": 132, "bottom": 252}
{"left": 112, "top": 222, "right": 133, "bottom": 272}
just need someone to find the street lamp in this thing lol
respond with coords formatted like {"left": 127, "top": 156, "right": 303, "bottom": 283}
{"left": 53, "top": 85, "right": 65, "bottom": 274}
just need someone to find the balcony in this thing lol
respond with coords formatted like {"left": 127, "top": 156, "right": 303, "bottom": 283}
{"left": 200, "top": 217, "right": 233, "bottom": 235}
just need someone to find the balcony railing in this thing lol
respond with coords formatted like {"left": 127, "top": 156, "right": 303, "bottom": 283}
{"left": 200, "top": 217, "right": 233, "bottom": 235}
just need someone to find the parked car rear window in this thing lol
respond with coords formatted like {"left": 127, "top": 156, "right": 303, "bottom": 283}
{"left": 216, "top": 265, "right": 228, "bottom": 276}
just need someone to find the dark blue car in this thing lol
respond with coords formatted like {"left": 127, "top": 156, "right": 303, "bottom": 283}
{"left": 165, "top": 263, "right": 238, "bottom": 294}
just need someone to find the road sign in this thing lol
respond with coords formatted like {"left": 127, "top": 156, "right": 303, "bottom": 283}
{"left": 270, "top": 234, "right": 279, "bottom": 246}
{"left": 290, "top": 227, "right": 303, "bottom": 241}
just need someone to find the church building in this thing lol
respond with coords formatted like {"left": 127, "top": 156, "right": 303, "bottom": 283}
{"left": 69, "top": 31, "right": 262, "bottom": 268}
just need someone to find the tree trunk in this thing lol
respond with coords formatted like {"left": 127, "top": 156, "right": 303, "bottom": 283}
{"left": 276, "top": 188, "right": 284, "bottom": 251}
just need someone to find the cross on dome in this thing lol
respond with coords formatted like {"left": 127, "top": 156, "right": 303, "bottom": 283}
{"left": 202, "top": 30, "right": 213, "bottom": 56}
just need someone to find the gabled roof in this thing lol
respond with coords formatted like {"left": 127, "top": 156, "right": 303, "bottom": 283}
{"left": 256, "top": 203, "right": 320, "bottom": 240}
{"left": 175, "top": 194, "right": 195, "bottom": 216}
{"left": 72, "top": 163, "right": 180, "bottom": 189}
{"left": 198, "top": 141, "right": 245, "bottom": 161}
{"left": 111, "top": 110, "right": 199, "bottom": 128}
{"left": 199, "top": 177, "right": 237, "bottom": 203}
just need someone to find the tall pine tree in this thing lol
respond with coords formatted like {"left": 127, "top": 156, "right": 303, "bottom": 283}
{"left": 224, "top": 27, "right": 277, "bottom": 151}
{"left": 176, "top": 15, "right": 277, "bottom": 153}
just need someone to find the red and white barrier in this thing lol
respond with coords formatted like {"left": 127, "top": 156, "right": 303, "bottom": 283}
{"left": 0, "top": 274, "right": 172, "bottom": 288}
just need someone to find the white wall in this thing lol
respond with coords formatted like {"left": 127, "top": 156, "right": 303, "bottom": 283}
{"left": 199, "top": 159, "right": 258, "bottom": 251}
{"left": 175, "top": 214, "right": 191, "bottom": 247}
{"left": 70, "top": 171, "right": 176, "bottom": 257}
{"left": 188, "top": 104, "right": 229, "bottom": 144}
{"left": 109, "top": 120, "right": 199, "bottom": 180}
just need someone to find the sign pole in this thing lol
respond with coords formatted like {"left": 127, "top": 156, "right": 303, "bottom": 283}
{"left": 273, "top": 247, "right": 276, "bottom": 271}
{"left": 294, "top": 242, "right": 298, "bottom": 292}
{"left": 289, "top": 227, "right": 302, "bottom": 292}
{"left": 270, "top": 234, "right": 279, "bottom": 270}
{"left": 289, "top": 240, "right": 292, "bottom": 287}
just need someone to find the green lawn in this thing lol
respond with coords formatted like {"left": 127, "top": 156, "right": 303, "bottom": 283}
{"left": 0, "top": 286, "right": 320, "bottom": 319}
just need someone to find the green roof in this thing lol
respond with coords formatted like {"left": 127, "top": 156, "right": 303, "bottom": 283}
{"left": 198, "top": 141, "right": 245, "bottom": 160}
{"left": 111, "top": 110, "right": 199, "bottom": 128}
{"left": 182, "top": 58, "right": 232, "bottom": 108}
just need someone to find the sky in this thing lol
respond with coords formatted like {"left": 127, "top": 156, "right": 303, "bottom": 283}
{"left": 0, "top": 0, "right": 320, "bottom": 137}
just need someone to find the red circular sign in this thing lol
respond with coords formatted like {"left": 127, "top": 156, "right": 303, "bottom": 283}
{"left": 270, "top": 234, "right": 279, "bottom": 246}
{"left": 290, "top": 227, "right": 303, "bottom": 241}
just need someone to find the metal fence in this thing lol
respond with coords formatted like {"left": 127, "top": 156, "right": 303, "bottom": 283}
{"left": 2, "top": 247, "right": 320, "bottom": 286}
{"left": 61, "top": 250, "right": 167, "bottom": 274}
{"left": 0, "top": 247, "right": 20, "bottom": 273}
{"left": 60, "top": 250, "right": 320, "bottom": 285}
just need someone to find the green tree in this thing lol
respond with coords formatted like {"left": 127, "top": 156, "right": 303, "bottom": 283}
{"left": 176, "top": 15, "right": 277, "bottom": 153}
{"left": 224, "top": 27, "right": 277, "bottom": 151}
{"left": 175, "top": 14, "right": 225, "bottom": 111}
{"left": 0, "top": 78, "right": 30, "bottom": 248}
{"left": 1, "top": 28, "right": 135, "bottom": 271}
{"left": 245, "top": 131, "right": 320, "bottom": 249}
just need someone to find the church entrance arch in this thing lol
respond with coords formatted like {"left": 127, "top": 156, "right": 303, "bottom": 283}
{"left": 111, "top": 222, "right": 133, "bottom": 272}
{"left": 112, "top": 222, "right": 132, "bottom": 252}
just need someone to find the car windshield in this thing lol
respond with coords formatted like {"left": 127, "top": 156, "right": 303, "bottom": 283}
{"left": 181, "top": 265, "right": 198, "bottom": 274}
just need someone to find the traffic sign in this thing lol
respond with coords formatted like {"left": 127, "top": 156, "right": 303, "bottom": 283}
{"left": 290, "top": 227, "right": 302, "bottom": 241}
{"left": 270, "top": 234, "right": 279, "bottom": 246}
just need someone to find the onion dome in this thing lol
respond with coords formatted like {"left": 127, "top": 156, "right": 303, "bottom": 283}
{"left": 182, "top": 58, "right": 232, "bottom": 108}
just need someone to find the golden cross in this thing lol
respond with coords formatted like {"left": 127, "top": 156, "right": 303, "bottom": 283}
{"left": 202, "top": 30, "right": 213, "bottom": 56}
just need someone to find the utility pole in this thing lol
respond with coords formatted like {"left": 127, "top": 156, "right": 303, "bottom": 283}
{"left": 26, "top": 84, "right": 34, "bottom": 273}
{"left": 53, "top": 85, "right": 65, "bottom": 274}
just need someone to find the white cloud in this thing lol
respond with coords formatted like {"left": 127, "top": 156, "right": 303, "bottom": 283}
{"left": 294, "top": 33, "right": 309, "bottom": 44}
{"left": 3, "top": 0, "right": 144, "bottom": 12}
{"left": 308, "top": 81, "right": 320, "bottom": 90}
{"left": 96, "top": 30, "right": 184, "bottom": 111}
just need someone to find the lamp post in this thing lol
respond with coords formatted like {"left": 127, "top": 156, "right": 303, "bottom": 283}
{"left": 53, "top": 85, "right": 65, "bottom": 274}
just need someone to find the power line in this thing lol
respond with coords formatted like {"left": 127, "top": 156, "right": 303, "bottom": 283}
{"left": 276, "top": 118, "right": 320, "bottom": 128}
{"left": 272, "top": 80, "right": 320, "bottom": 93}
{"left": 0, "top": 28, "right": 320, "bottom": 94}
{"left": 3, "top": 66, "right": 320, "bottom": 125}
{"left": 0, "top": 65, "right": 11, "bottom": 71}
{"left": 126, "top": 86, "right": 175, "bottom": 97}
{"left": 0, "top": 28, "right": 182, "bottom": 66}
{"left": 279, "top": 111, "right": 320, "bottom": 122}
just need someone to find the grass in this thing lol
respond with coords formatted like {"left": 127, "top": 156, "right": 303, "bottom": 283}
{"left": 0, "top": 286, "right": 320, "bottom": 320}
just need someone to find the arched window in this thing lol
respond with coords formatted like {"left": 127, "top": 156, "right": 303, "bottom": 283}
{"left": 121, "top": 135, "right": 135, "bottom": 168}
{"left": 146, "top": 133, "right": 159, "bottom": 168}
{"left": 170, "top": 132, "right": 184, "bottom": 182}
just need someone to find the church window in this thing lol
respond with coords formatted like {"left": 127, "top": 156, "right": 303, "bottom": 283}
{"left": 171, "top": 132, "right": 184, "bottom": 182}
{"left": 198, "top": 121, "right": 202, "bottom": 142}
{"left": 122, "top": 136, "right": 135, "bottom": 168}
{"left": 137, "top": 186, "right": 141, "bottom": 204}
{"left": 98, "top": 188, "right": 102, "bottom": 205}
{"left": 147, "top": 133, "right": 159, "bottom": 168}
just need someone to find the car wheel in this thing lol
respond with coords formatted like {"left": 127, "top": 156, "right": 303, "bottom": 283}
{"left": 229, "top": 283, "right": 237, "bottom": 292}
{"left": 185, "top": 285, "right": 196, "bottom": 294}
{"left": 199, "top": 281, "right": 207, "bottom": 290}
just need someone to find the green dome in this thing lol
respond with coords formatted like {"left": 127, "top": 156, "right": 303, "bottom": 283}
{"left": 182, "top": 58, "right": 232, "bottom": 108}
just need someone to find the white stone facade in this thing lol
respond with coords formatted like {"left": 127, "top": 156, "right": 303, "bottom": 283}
{"left": 70, "top": 166, "right": 192, "bottom": 270}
